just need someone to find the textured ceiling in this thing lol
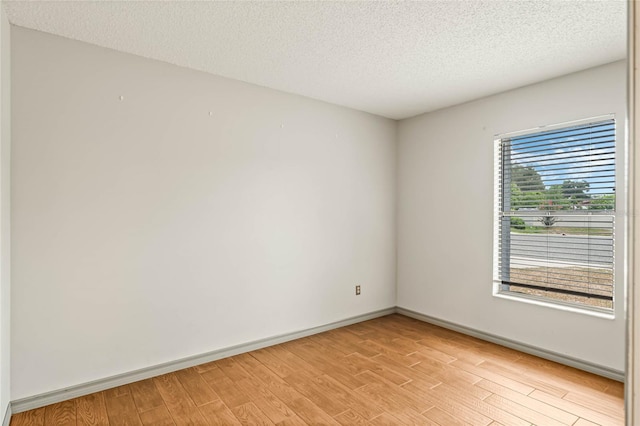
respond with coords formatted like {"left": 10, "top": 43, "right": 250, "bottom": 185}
{"left": 2, "top": 0, "right": 627, "bottom": 120}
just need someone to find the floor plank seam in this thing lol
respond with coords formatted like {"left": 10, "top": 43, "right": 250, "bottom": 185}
{"left": 9, "top": 314, "right": 624, "bottom": 426}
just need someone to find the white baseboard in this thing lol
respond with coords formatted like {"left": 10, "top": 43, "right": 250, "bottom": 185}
{"left": 2, "top": 403, "right": 10, "bottom": 426}
{"left": 396, "top": 307, "right": 625, "bottom": 382}
{"left": 9, "top": 305, "right": 624, "bottom": 416}
{"left": 10, "top": 307, "right": 395, "bottom": 414}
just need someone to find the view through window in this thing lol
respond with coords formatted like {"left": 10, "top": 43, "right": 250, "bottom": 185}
{"left": 495, "top": 118, "right": 616, "bottom": 310}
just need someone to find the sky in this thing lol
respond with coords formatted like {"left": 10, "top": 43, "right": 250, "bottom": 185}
{"left": 507, "top": 119, "right": 615, "bottom": 196}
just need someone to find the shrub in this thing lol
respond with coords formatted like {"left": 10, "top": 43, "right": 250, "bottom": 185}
{"left": 510, "top": 217, "right": 526, "bottom": 230}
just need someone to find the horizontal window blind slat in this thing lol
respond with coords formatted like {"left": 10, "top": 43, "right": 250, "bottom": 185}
{"left": 507, "top": 153, "right": 615, "bottom": 168}
{"left": 504, "top": 277, "right": 613, "bottom": 291}
{"left": 504, "top": 278, "right": 612, "bottom": 293}
{"left": 504, "top": 206, "right": 615, "bottom": 211}
{"left": 516, "top": 171, "right": 615, "bottom": 181}
{"left": 507, "top": 139, "right": 615, "bottom": 161}
{"left": 506, "top": 121, "right": 614, "bottom": 146}
{"left": 507, "top": 129, "right": 615, "bottom": 150}
{"left": 507, "top": 247, "right": 614, "bottom": 256}
{"left": 503, "top": 282, "right": 613, "bottom": 301}
{"left": 505, "top": 267, "right": 613, "bottom": 279}
{"left": 506, "top": 127, "right": 615, "bottom": 149}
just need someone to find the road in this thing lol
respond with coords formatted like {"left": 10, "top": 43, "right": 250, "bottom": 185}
{"left": 508, "top": 233, "right": 613, "bottom": 267}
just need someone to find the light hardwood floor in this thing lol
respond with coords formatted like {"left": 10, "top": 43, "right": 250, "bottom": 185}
{"left": 10, "top": 314, "right": 624, "bottom": 425}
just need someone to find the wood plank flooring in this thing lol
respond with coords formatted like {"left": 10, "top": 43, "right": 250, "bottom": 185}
{"left": 10, "top": 314, "right": 625, "bottom": 425}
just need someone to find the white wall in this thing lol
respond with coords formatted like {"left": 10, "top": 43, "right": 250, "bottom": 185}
{"left": 11, "top": 27, "right": 396, "bottom": 400}
{"left": 397, "top": 61, "right": 626, "bottom": 371}
{"left": 0, "top": 6, "right": 10, "bottom": 422}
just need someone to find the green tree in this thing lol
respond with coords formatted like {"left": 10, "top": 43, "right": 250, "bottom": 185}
{"left": 541, "top": 185, "right": 571, "bottom": 210}
{"left": 510, "top": 183, "right": 546, "bottom": 210}
{"left": 589, "top": 194, "right": 615, "bottom": 210}
{"left": 560, "top": 180, "right": 590, "bottom": 206}
{"left": 511, "top": 164, "right": 545, "bottom": 192}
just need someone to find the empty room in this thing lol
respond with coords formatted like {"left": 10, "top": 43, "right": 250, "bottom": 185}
{"left": 0, "top": 0, "right": 638, "bottom": 425}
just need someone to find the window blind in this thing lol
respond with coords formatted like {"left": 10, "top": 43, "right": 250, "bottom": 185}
{"left": 496, "top": 118, "right": 615, "bottom": 309}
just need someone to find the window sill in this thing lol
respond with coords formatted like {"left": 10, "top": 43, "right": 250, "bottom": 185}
{"left": 493, "top": 290, "right": 616, "bottom": 320}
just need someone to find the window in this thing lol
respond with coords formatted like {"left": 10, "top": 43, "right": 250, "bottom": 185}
{"left": 494, "top": 117, "right": 616, "bottom": 311}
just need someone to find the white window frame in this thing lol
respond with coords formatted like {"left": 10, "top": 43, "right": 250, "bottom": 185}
{"left": 493, "top": 115, "right": 617, "bottom": 315}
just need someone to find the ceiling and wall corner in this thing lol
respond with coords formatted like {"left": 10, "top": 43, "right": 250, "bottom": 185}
{"left": 1, "top": 0, "right": 627, "bottom": 120}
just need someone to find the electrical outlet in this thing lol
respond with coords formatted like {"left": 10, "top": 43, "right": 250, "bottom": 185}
{"left": 355, "top": 285, "right": 361, "bottom": 295}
